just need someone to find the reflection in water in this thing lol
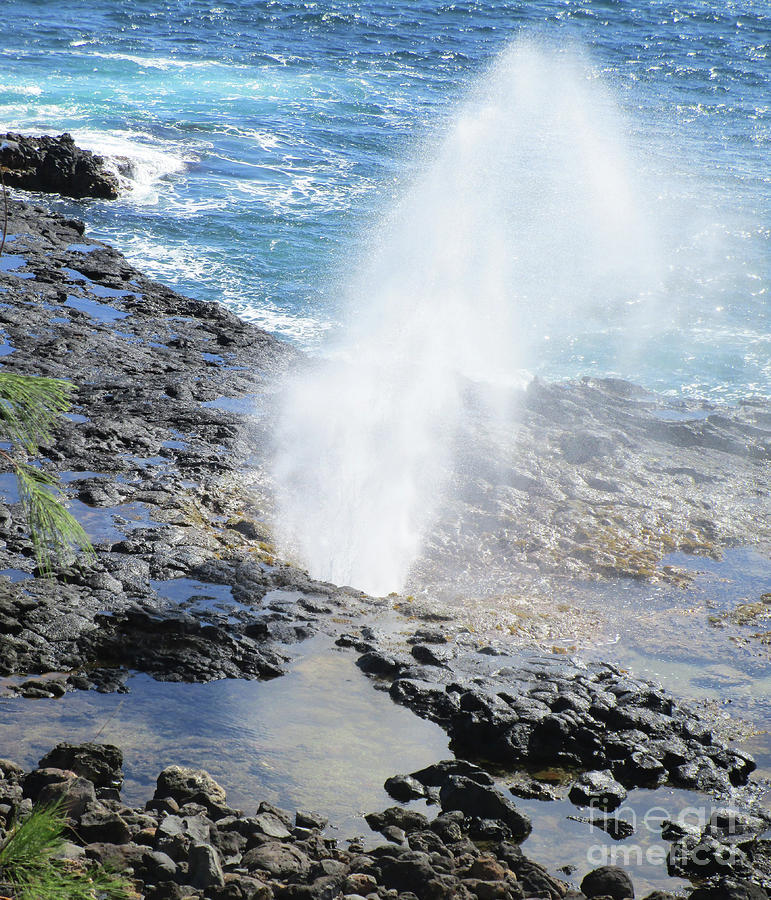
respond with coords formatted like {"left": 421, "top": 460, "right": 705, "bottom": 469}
{"left": 574, "top": 549, "right": 771, "bottom": 699}
{"left": 1, "top": 550, "right": 770, "bottom": 893}
{"left": 0, "top": 640, "right": 448, "bottom": 838}
{"left": 576, "top": 548, "right": 771, "bottom": 783}
{"left": 513, "top": 786, "right": 708, "bottom": 897}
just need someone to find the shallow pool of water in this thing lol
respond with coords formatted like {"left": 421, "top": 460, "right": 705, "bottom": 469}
{"left": 0, "top": 638, "right": 449, "bottom": 839}
{"left": 575, "top": 549, "right": 771, "bottom": 702}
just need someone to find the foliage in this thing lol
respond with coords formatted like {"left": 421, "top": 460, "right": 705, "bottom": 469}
{"left": 0, "top": 170, "right": 92, "bottom": 574}
{"left": 0, "top": 374, "right": 73, "bottom": 453}
{"left": 0, "top": 373, "right": 93, "bottom": 575}
{"left": 0, "top": 804, "right": 134, "bottom": 899}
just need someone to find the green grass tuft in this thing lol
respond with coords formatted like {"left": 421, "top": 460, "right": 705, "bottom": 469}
{"left": 0, "top": 804, "right": 134, "bottom": 900}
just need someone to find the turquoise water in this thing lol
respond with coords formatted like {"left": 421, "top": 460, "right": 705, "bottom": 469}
{"left": 2, "top": 0, "right": 769, "bottom": 399}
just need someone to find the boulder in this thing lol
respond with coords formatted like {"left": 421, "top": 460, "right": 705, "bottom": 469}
{"left": 155, "top": 766, "right": 227, "bottom": 812}
{"left": 568, "top": 770, "right": 627, "bottom": 812}
{"left": 38, "top": 743, "right": 123, "bottom": 794}
{"left": 581, "top": 865, "right": 634, "bottom": 899}
{"left": 439, "top": 776, "right": 532, "bottom": 840}
{"left": 242, "top": 842, "right": 311, "bottom": 881}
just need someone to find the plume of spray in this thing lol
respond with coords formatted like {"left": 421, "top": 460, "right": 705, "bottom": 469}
{"left": 272, "top": 39, "right": 664, "bottom": 596}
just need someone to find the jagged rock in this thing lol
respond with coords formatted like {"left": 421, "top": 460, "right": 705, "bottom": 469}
{"left": 688, "top": 881, "right": 768, "bottom": 900}
{"left": 1, "top": 132, "right": 119, "bottom": 199}
{"left": 155, "top": 766, "right": 227, "bottom": 811}
{"left": 36, "top": 773, "right": 97, "bottom": 818}
{"left": 384, "top": 774, "right": 430, "bottom": 802}
{"left": 439, "top": 777, "right": 532, "bottom": 840}
{"left": 410, "top": 760, "right": 494, "bottom": 787}
{"left": 38, "top": 742, "right": 123, "bottom": 793}
{"left": 295, "top": 809, "right": 327, "bottom": 830}
{"left": 242, "top": 842, "right": 311, "bottom": 880}
{"left": 568, "top": 770, "right": 627, "bottom": 811}
{"left": 77, "top": 803, "right": 131, "bottom": 844}
{"left": 188, "top": 841, "right": 226, "bottom": 889}
{"left": 365, "top": 807, "right": 429, "bottom": 836}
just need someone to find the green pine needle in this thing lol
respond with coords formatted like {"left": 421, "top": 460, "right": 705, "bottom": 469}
{"left": 15, "top": 463, "right": 94, "bottom": 576}
{"left": 0, "top": 372, "right": 94, "bottom": 575}
{"left": 0, "top": 373, "right": 73, "bottom": 453}
{"left": 0, "top": 803, "right": 64, "bottom": 878}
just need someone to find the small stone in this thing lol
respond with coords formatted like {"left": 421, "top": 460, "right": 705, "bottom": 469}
{"left": 384, "top": 775, "right": 428, "bottom": 802}
{"left": 252, "top": 811, "right": 290, "bottom": 839}
{"left": 581, "top": 864, "right": 635, "bottom": 899}
{"left": 155, "top": 766, "right": 227, "bottom": 811}
{"left": 85, "top": 841, "right": 146, "bottom": 870}
{"left": 365, "top": 807, "right": 429, "bottom": 835}
{"left": 410, "top": 760, "right": 494, "bottom": 787}
{"left": 52, "top": 840, "right": 86, "bottom": 861}
{"left": 188, "top": 841, "right": 225, "bottom": 889}
{"left": 146, "top": 797, "right": 180, "bottom": 816}
{"left": 468, "top": 855, "right": 507, "bottom": 880}
{"left": 78, "top": 803, "right": 131, "bottom": 844}
{"left": 439, "top": 776, "right": 531, "bottom": 840}
{"left": 382, "top": 825, "right": 406, "bottom": 844}
{"left": 241, "top": 842, "right": 311, "bottom": 880}
{"left": 38, "top": 775, "right": 96, "bottom": 818}
{"left": 569, "top": 770, "right": 627, "bottom": 812}
{"left": 295, "top": 809, "right": 328, "bottom": 830}
{"left": 0, "top": 759, "right": 25, "bottom": 781}
{"left": 140, "top": 849, "right": 179, "bottom": 882}
{"left": 345, "top": 873, "right": 377, "bottom": 894}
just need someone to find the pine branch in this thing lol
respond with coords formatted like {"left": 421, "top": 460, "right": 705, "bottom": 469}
{"left": 14, "top": 462, "right": 94, "bottom": 576}
{"left": 0, "top": 803, "right": 64, "bottom": 877}
{"left": 0, "top": 373, "right": 74, "bottom": 453}
{"left": 0, "top": 374, "right": 93, "bottom": 576}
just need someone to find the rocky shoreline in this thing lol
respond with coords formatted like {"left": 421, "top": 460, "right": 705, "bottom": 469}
{"left": 0, "top": 196, "right": 770, "bottom": 898}
{"left": 2, "top": 738, "right": 769, "bottom": 900}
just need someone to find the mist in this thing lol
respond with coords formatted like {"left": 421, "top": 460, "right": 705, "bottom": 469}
{"left": 271, "top": 39, "right": 666, "bottom": 595}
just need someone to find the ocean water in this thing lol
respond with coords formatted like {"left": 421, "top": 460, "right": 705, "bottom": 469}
{"left": 2, "top": 0, "right": 768, "bottom": 400}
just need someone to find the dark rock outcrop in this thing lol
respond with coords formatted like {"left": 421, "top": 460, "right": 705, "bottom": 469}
{"left": 1, "top": 132, "right": 119, "bottom": 199}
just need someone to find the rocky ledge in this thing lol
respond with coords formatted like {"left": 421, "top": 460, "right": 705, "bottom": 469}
{"left": 1, "top": 132, "right": 120, "bottom": 199}
{"left": 345, "top": 635, "right": 756, "bottom": 797}
{"left": 0, "top": 198, "right": 361, "bottom": 689}
{"left": 2, "top": 741, "right": 769, "bottom": 900}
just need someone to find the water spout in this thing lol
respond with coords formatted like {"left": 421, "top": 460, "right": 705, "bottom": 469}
{"left": 272, "top": 39, "right": 663, "bottom": 595}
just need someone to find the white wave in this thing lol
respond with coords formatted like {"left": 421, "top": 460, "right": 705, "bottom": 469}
{"left": 85, "top": 51, "right": 244, "bottom": 71}
{"left": 235, "top": 303, "right": 333, "bottom": 347}
{"left": 0, "top": 103, "right": 87, "bottom": 124}
{"left": 0, "top": 83, "right": 42, "bottom": 97}
{"left": 71, "top": 130, "right": 190, "bottom": 204}
{"left": 104, "top": 233, "right": 329, "bottom": 346}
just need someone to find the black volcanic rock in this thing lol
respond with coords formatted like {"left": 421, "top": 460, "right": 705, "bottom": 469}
{"left": 1, "top": 132, "right": 120, "bottom": 199}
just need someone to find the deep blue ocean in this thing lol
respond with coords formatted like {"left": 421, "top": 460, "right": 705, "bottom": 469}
{"left": 2, "top": 0, "right": 769, "bottom": 400}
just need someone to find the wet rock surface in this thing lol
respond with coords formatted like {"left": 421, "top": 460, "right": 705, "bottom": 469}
{"left": 1, "top": 132, "right": 120, "bottom": 199}
{"left": 0, "top": 199, "right": 360, "bottom": 687}
{"left": 348, "top": 635, "right": 756, "bottom": 798}
{"left": 1, "top": 200, "right": 769, "bottom": 898}
{"left": 407, "top": 374, "right": 771, "bottom": 618}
